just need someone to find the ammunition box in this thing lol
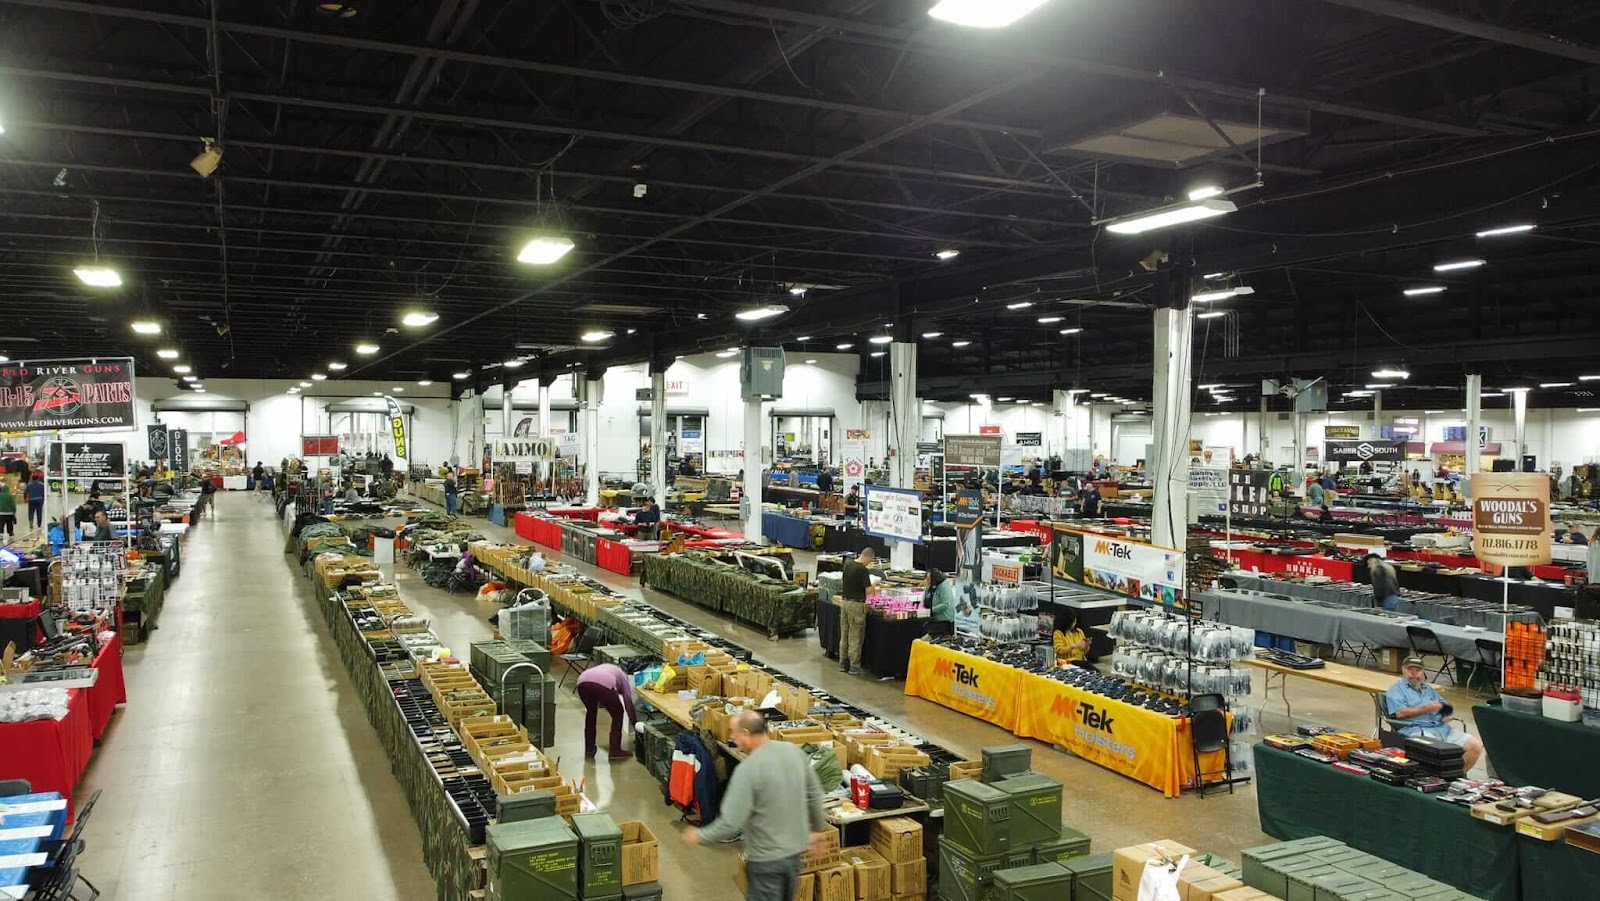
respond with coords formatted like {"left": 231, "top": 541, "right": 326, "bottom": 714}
{"left": 981, "top": 744, "right": 1032, "bottom": 783}
{"left": 990, "top": 862, "right": 1071, "bottom": 901}
{"left": 487, "top": 817, "right": 579, "bottom": 901}
{"left": 995, "top": 774, "right": 1063, "bottom": 850}
{"left": 1031, "top": 826, "right": 1092, "bottom": 865}
{"left": 942, "top": 779, "right": 1012, "bottom": 856}
{"left": 1061, "top": 852, "right": 1115, "bottom": 901}
{"left": 937, "top": 836, "right": 1006, "bottom": 901}
{"left": 571, "top": 811, "right": 624, "bottom": 900}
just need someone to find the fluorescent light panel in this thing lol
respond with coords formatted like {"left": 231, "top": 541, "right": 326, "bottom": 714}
{"left": 580, "top": 330, "right": 614, "bottom": 343}
{"left": 868, "top": 335, "right": 893, "bottom": 344}
{"left": 517, "top": 235, "right": 575, "bottom": 265}
{"left": 1433, "top": 258, "right": 1485, "bottom": 272}
{"left": 73, "top": 265, "right": 121, "bottom": 287}
{"left": 1403, "top": 286, "right": 1446, "bottom": 296}
{"left": 928, "top": 0, "right": 1049, "bottom": 29}
{"left": 1476, "top": 224, "right": 1535, "bottom": 238}
{"left": 401, "top": 310, "right": 439, "bottom": 327}
{"left": 1105, "top": 198, "right": 1236, "bottom": 235}
{"left": 934, "top": 249, "right": 960, "bottom": 260}
{"left": 735, "top": 304, "right": 788, "bottom": 321}
{"left": 131, "top": 321, "right": 161, "bottom": 335}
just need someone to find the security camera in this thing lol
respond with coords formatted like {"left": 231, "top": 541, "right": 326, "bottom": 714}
{"left": 190, "top": 138, "right": 223, "bottom": 178}
{"left": 633, "top": 183, "right": 648, "bottom": 198}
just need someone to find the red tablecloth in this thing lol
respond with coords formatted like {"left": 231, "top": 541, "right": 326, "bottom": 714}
{"left": 0, "top": 600, "right": 42, "bottom": 620}
{"left": 596, "top": 537, "right": 637, "bottom": 575}
{"left": 546, "top": 506, "right": 603, "bottom": 522}
{"left": 1007, "top": 519, "right": 1055, "bottom": 544}
{"left": 0, "top": 631, "right": 125, "bottom": 816}
{"left": 665, "top": 521, "right": 742, "bottom": 540}
{"left": 1218, "top": 548, "right": 1355, "bottom": 580}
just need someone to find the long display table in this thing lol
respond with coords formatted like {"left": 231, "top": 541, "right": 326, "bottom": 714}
{"left": 903, "top": 640, "right": 1222, "bottom": 797}
{"left": 1199, "top": 588, "right": 1497, "bottom": 659}
{"left": 1473, "top": 701, "right": 1600, "bottom": 799}
{"left": 814, "top": 598, "right": 929, "bottom": 680}
{"left": 638, "top": 554, "right": 814, "bottom": 637}
{"left": 0, "top": 632, "right": 126, "bottom": 818}
{"left": 1254, "top": 743, "right": 1516, "bottom": 901}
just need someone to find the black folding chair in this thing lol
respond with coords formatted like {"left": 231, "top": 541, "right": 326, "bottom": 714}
{"left": 557, "top": 653, "right": 592, "bottom": 692}
{"left": 1373, "top": 693, "right": 1409, "bottom": 749}
{"left": 1405, "top": 625, "right": 1456, "bottom": 685}
{"left": 33, "top": 789, "right": 102, "bottom": 901}
{"left": 0, "top": 778, "right": 32, "bottom": 797}
{"left": 1467, "top": 638, "right": 1504, "bottom": 696}
{"left": 1189, "top": 693, "right": 1247, "bottom": 797}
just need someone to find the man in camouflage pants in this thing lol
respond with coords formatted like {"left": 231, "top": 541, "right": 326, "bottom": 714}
{"left": 839, "top": 547, "right": 874, "bottom": 676}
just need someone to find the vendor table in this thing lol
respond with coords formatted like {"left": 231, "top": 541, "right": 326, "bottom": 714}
{"left": 762, "top": 510, "right": 815, "bottom": 548}
{"left": 1243, "top": 656, "right": 1426, "bottom": 723}
{"left": 1515, "top": 833, "right": 1600, "bottom": 901}
{"left": 1473, "top": 701, "right": 1600, "bottom": 798}
{"left": 904, "top": 640, "right": 1023, "bottom": 731}
{"left": 1222, "top": 548, "right": 1357, "bottom": 580}
{"left": 1199, "top": 588, "right": 1497, "bottom": 659}
{"left": 1253, "top": 743, "right": 1518, "bottom": 901}
{"left": 665, "top": 521, "right": 743, "bottom": 540}
{"left": 0, "top": 632, "right": 126, "bottom": 818}
{"left": 814, "top": 599, "right": 929, "bottom": 680}
{"left": 0, "top": 599, "right": 42, "bottom": 654}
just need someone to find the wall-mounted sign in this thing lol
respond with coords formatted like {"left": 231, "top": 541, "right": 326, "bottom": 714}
{"left": 491, "top": 436, "right": 557, "bottom": 463}
{"left": 301, "top": 436, "right": 340, "bottom": 456}
{"left": 49, "top": 442, "right": 127, "bottom": 480}
{"left": 1051, "top": 526, "right": 1186, "bottom": 608}
{"left": 944, "top": 434, "right": 1003, "bottom": 467}
{"left": 1471, "top": 472, "right": 1551, "bottom": 567}
{"left": 1324, "top": 425, "right": 1361, "bottom": 439}
{"left": 864, "top": 485, "right": 923, "bottom": 544}
{"left": 1015, "top": 432, "right": 1043, "bottom": 447}
{"left": 1324, "top": 438, "right": 1406, "bottom": 462}
{"left": 0, "top": 358, "right": 137, "bottom": 433}
{"left": 679, "top": 429, "right": 705, "bottom": 455}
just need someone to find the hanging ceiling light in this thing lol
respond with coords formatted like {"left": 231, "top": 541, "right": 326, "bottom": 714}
{"left": 934, "top": 248, "right": 961, "bottom": 260}
{"left": 1433, "top": 258, "right": 1485, "bottom": 272}
{"left": 392, "top": 386, "right": 405, "bottom": 392}
{"left": 1192, "top": 286, "right": 1255, "bottom": 302}
{"left": 418, "top": 379, "right": 434, "bottom": 386}
{"left": 921, "top": 332, "right": 943, "bottom": 339}
{"left": 517, "top": 235, "right": 574, "bottom": 265}
{"left": 1187, "top": 185, "right": 1225, "bottom": 201}
{"left": 157, "top": 348, "right": 179, "bottom": 359}
{"left": 868, "top": 335, "right": 893, "bottom": 344}
{"left": 869, "top": 351, "right": 886, "bottom": 358}
{"left": 503, "top": 359, "right": 525, "bottom": 369}
{"left": 581, "top": 329, "right": 614, "bottom": 343}
{"left": 1038, "top": 316, "right": 1063, "bottom": 324}
{"left": 328, "top": 362, "right": 347, "bottom": 370}
{"left": 1197, "top": 311, "right": 1226, "bottom": 319}
{"left": 173, "top": 364, "right": 192, "bottom": 374}
{"left": 1005, "top": 301, "right": 1034, "bottom": 310}
{"left": 355, "top": 342, "right": 381, "bottom": 355}
{"left": 181, "top": 375, "right": 198, "bottom": 382}
{"left": 515, "top": 170, "right": 575, "bottom": 264}
{"left": 735, "top": 304, "right": 788, "bottom": 321}
{"left": 453, "top": 371, "right": 470, "bottom": 380}
{"left": 835, "top": 342, "right": 854, "bottom": 350}
{"left": 929, "top": 0, "right": 1049, "bottom": 28}
{"left": 1059, "top": 327, "right": 1083, "bottom": 335}
{"left": 74, "top": 265, "right": 121, "bottom": 288}
{"left": 401, "top": 310, "right": 439, "bottom": 327}
{"left": 1103, "top": 198, "right": 1236, "bottom": 235}
{"left": 298, "top": 381, "right": 311, "bottom": 387}
{"left": 951, "top": 340, "right": 972, "bottom": 347}
{"left": 130, "top": 321, "right": 161, "bottom": 335}
{"left": 1476, "top": 224, "right": 1535, "bottom": 238}
{"left": 1371, "top": 368, "right": 1409, "bottom": 380}
{"left": 1403, "top": 286, "right": 1446, "bottom": 296}
{"left": 311, "top": 373, "right": 327, "bottom": 381}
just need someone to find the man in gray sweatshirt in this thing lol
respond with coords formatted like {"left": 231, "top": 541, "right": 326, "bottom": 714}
{"left": 1366, "top": 554, "right": 1402, "bottom": 612}
{"left": 683, "top": 710, "right": 832, "bottom": 901}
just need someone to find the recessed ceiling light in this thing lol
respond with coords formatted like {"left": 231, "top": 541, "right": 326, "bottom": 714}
{"left": 1403, "top": 286, "right": 1446, "bottom": 296}
{"left": 73, "top": 265, "right": 122, "bottom": 287}
{"left": 934, "top": 249, "right": 960, "bottom": 260}
{"left": 1433, "top": 259, "right": 1485, "bottom": 272}
{"left": 328, "top": 361, "right": 347, "bottom": 370}
{"left": 1476, "top": 224, "right": 1535, "bottom": 238}
{"left": 418, "top": 380, "right": 433, "bottom": 386}
{"left": 921, "top": 332, "right": 943, "bottom": 339}
{"left": 835, "top": 342, "right": 854, "bottom": 350}
{"left": 173, "top": 364, "right": 192, "bottom": 374}
{"left": 503, "top": 359, "right": 525, "bottom": 368}
{"left": 1005, "top": 301, "right": 1034, "bottom": 310}
{"left": 157, "top": 348, "right": 179, "bottom": 359}
{"left": 355, "top": 342, "right": 381, "bottom": 355}
{"left": 951, "top": 340, "right": 971, "bottom": 347}
{"left": 1038, "top": 316, "right": 1063, "bottom": 324}
{"left": 298, "top": 381, "right": 311, "bottom": 387}
{"left": 181, "top": 375, "right": 198, "bottom": 382}
{"left": 453, "top": 371, "right": 470, "bottom": 379}
{"left": 401, "top": 310, "right": 439, "bottom": 327}
{"left": 517, "top": 235, "right": 575, "bottom": 265}
{"left": 868, "top": 335, "right": 893, "bottom": 345}
{"left": 311, "top": 373, "right": 327, "bottom": 381}
{"left": 1059, "top": 328, "right": 1083, "bottom": 335}
{"left": 581, "top": 329, "right": 614, "bottom": 343}
{"left": 131, "top": 321, "right": 161, "bottom": 335}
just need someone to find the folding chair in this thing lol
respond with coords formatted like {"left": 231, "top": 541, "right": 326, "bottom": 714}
{"left": 557, "top": 653, "right": 592, "bottom": 692}
{"left": 0, "top": 778, "right": 32, "bottom": 797}
{"left": 1466, "top": 638, "right": 1503, "bottom": 696}
{"left": 1189, "top": 693, "right": 1248, "bottom": 797}
{"left": 1405, "top": 625, "right": 1456, "bottom": 685}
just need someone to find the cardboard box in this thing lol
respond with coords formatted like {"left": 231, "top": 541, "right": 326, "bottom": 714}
{"left": 1187, "top": 873, "right": 1246, "bottom": 901}
{"left": 619, "top": 821, "right": 659, "bottom": 886}
{"left": 795, "top": 873, "right": 815, "bottom": 901}
{"left": 778, "top": 681, "right": 815, "bottom": 718}
{"left": 817, "top": 864, "right": 854, "bottom": 901}
{"left": 869, "top": 818, "right": 924, "bottom": 863}
{"left": 889, "top": 858, "right": 926, "bottom": 895}
{"left": 1113, "top": 841, "right": 1197, "bottom": 901}
{"left": 1470, "top": 800, "right": 1542, "bottom": 827}
{"left": 1213, "top": 889, "right": 1279, "bottom": 901}
{"left": 1517, "top": 811, "right": 1600, "bottom": 842}
{"left": 801, "top": 830, "right": 844, "bottom": 874}
{"left": 843, "top": 846, "right": 890, "bottom": 900}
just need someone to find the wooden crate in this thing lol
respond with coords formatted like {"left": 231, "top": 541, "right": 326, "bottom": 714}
{"left": 440, "top": 693, "right": 498, "bottom": 727}
{"left": 948, "top": 761, "right": 983, "bottom": 782}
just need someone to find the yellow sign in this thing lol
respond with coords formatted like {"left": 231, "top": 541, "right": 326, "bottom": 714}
{"left": 1470, "top": 472, "right": 1551, "bottom": 567}
{"left": 904, "top": 640, "right": 1020, "bottom": 732}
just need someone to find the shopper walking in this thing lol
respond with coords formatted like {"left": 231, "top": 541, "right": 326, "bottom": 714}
{"left": 24, "top": 474, "right": 44, "bottom": 530}
{"left": 444, "top": 467, "right": 459, "bottom": 516}
{"left": 839, "top": 547, "right": 874, "bottom": 675}
{"left": 682, "top": 710, "right": 830, "bottom": 901}
{"left": 576, "top": 663, "right": 639, "bottom": 760}
{"left": 0, "top": 483, "right": 15, "bottom": 539}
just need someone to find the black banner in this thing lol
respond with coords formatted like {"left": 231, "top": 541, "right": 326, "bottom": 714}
{"left": 950, "top": 489, "right": 985, "bottom": 527}
{"left": 0, "top": 358, "right": 137, "bottom": 432}
{"left": 1014, "top": 432, "right": 1043, "bottom": 447}
{"left": 1227, "top": 468, "right": 1272, "bottom": 518}
{"left": 1324, "top": 438, "right": 1406, "bottom": 462}
{"left": 48, "top": 441, "right": 126, "bottom": 480}
{"left": 170, "top": 428, "right": 190, "bottom": 472}
{"left": 147, "top": 424, "right": 169, "bottom": 460}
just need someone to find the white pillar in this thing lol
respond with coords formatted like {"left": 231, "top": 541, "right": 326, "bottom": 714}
{"left": 1465, "top": 374, "right": 1482, "bottom": 478}
{"left": 1512, "top": 387, "right": 1529, "bottom": 469}
{"left": 1259, "top": 395, "right": 1269, "bottom": 462}
{"left": 1373, "top": 390, "right": 1383, "bottom": 437}
{"left": 651, "top": 369, "right": 667, "bottom": 507}
{"left": 582, "top": 377, "right": 602, "bottom": 506}
{"left": 1053, "top": 389, "right": 1074, "bottom": 464}
{"left": 1150, "top": 305, "right": 1194, "bottom": 549}
{"left": 742, "top": 396, "right": 764, "bottom": 543}
{"left": 537, "top": 383, "right": 552, "bottom": 436}
{"left": 1292, "top": 413, "right": 1307, "bottom": 497}
{"left": 889, "top": 341, "right": 919, "bottom": 570}
{"left": 501, "top": 386, "right": 514, "bottom": 440}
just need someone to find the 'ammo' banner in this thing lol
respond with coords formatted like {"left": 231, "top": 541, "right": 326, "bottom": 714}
{"left": 904, "top": 640, "right": 1021, "bottom": 731}
{"left": 1014, "top": 671, "right": 1225, "bottom": 798}
{"left": 0, "top": 358, "right": 137, "bottom": 432}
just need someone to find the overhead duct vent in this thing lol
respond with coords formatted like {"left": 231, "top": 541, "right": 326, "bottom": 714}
{"left": 576, "top": 302, "right": 662, "bottom": 316}
{"left": 1047, "top": 112, "right": 1297, "bottom": 168}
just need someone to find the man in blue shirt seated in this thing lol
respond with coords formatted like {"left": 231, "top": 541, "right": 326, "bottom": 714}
{"left": 1384, "top": 655, "right": 1483, "bottom": 770}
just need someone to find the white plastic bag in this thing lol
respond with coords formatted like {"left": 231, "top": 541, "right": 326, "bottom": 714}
{"left": 528, "top": 552, "right": 546, "bottom": 572}
{"left": 1138, "top": 854, "right": 1187, "bottom": 901}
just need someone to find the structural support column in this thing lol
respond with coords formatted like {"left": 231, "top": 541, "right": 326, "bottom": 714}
{"left": 580, "top": 376, "right": 602, "bottom": 507}
{"left": 537, "top": 378, "right": 554, "bottom": 486}
{"left": 651, "top": 367, "right": 668, "bottom": 508}
{"left": 1373, "top": 390, "right": 1383, "bottom": 437}
{"left": 889, "top": 340, "right": 919, "bottom": 570}
{"left": 743, "top": 396, "right": 764, "bottom": 543}
{"left": 501, "top": 382, "right": 514, "bottom": 440}
{"left": 1258, "top": 395, "right": 1269, "bottom": 462}
{"left": 1149, "top": 263, "right": 1194, "bottom": 550}
{"left": 1053, "top": 389, "right": 1075, "bottom": 464}
{"left": 1512, "top": 387, "right": 1530, "bottom": 469}
{"left": 1464, "top": 374, "right": 1482, "bottom": 479}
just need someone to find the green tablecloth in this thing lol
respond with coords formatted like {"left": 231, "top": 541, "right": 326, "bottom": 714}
{"left": 1253, "top": 743, "right": 1517, "bottom": 901}
{"left": 1517, "top": 835, "right": 1600, "bottom": 900}
{"left": 1474, "top": 702, "right": 1600, "bottom": 798}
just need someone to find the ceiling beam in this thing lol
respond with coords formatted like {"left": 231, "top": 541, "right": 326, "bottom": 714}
{"left": 1320, "top": 0, "right": 1600, "bottom": 67}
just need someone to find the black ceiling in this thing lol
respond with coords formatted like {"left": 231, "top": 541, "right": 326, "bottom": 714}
{"left": 5, "top": 0, "right": 1600, "bottom": 412}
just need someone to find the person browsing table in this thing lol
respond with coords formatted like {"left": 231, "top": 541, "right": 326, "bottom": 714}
{"left": 1365, "top": 554, "right": 1402, "bottom": 611}
{"left": 1384, "top": 655, "right": 1483, "bottom": 770}
{"left": 682, "top": 710, "right": 831, "bottom": 901}
{"left": 633, "top": 497, "right": 662, "bottom": 540}
{"left": 577, "top": 663, "right": 638, "bottom": 761}
{"left": 838, "top": 547, "right": 874, "bottom": 676}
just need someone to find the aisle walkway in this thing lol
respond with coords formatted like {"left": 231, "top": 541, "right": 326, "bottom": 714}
{"left": 76, "top": 494, "right": 435, "bottom": 899}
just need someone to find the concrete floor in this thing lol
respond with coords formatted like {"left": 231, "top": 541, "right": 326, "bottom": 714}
{"left": 71, "top": 493, "right": 1492, "bottom": 898}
